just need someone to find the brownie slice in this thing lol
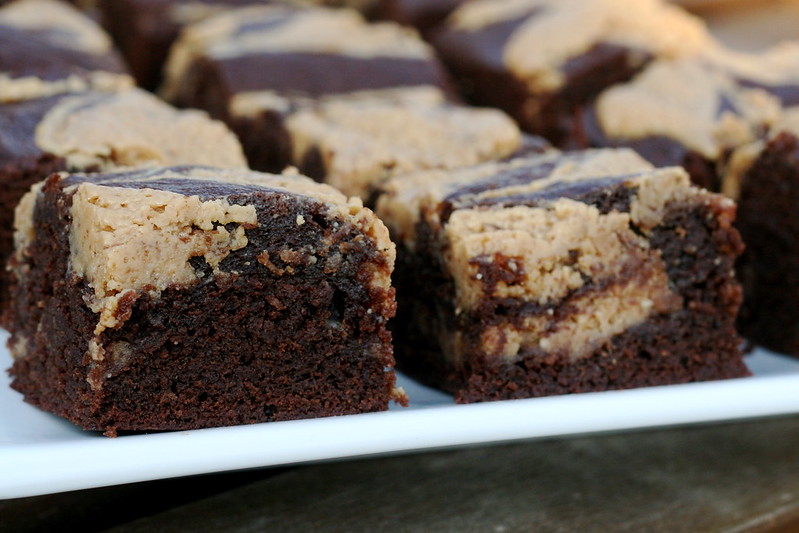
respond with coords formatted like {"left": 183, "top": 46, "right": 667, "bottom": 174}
{"left": 429, "top": 0, "right": 713, "bottom": 145}
{"left": 722, "top": 110, "right": 799, "bottom": 356}
{"left": 706, "top": 44, "right": 799, "bottom": 108}
{"left": 376, "top": 149, "right": 749, "bottom": 402}
{"left": 98, "top": 0, "right": 386, "bottom": 91}
{"left": 576, "top": 59, "right": 781, "bottom": 191}
{"left": 0, "top": 88, "right": 246, "bottom": 311}
{"left": 378, "top": 0, "right": 465, "bottom": 35}
{"left": 160, "top": 5, "right": 456, "bottom": 175}
{"left": 0, "top": 0, "right": 132, "bottom": 101}
{"left": 284, "top": 88, "right": 522, "bottom": 200}
{"left": 7, "top": 166, "right": 404, "bottom": 436}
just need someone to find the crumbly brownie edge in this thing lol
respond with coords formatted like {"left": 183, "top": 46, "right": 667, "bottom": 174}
{"left": 0, "top": 155, "right": 67, "bottom": 317}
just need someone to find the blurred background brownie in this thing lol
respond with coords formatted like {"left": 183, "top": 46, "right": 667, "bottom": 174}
{"left": 722, "top": 110, "right": 799, "bottom": 356}
{"left": 0, "top": 88, "right": 246, "bottom": 310}
{"left": 7, "top": 165, "right": 404, "bottom": 436}
{"left": 98, "top": 0, "right": 384, "bottom": 91}
{"left": 429, "top": 0, "right": 713, "bottom": 145}
{"left": 99, "top": 0, "right": 277, "bottom": 91}
{"left": 0, "top": 0, "right": 132, "bottom": 102}
{"left": 161, "top": 4, "right": 541, "bottom": 201}
{"left": 376, "top": 148, "right": 748, "bottom": 401}
{"left": 282, "top": 88, "right": 522, "bottom": 200}
{"left": 575, "top": 58, "right": 781, "bottom": 191}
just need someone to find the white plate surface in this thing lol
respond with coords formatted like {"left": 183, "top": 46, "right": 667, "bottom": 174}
{"left": 3, "top": 329, "right": 799, "bottom": 499}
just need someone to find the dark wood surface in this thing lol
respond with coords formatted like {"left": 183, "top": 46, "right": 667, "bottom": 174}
{"left": 5, "top": 414, "right": 799, "bottom": 532}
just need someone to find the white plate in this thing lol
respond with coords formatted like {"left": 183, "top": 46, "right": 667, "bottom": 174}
{"left": 3, "top": 328, "right": 799, "bottom": 500}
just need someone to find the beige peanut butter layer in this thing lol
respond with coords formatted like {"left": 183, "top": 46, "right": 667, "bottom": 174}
{"left": 376, "top": 149, "right": 733, "bottom": 363}
{"left": 0, "top": 0, "right": 133, "bottom": 102}
{"left": 285, "top": 87, "right": 522, "bottom": 198}
{"left": 594, "top": 59, "right": 781, "bottom": 160}
{"left": 33, "top": 89, "right": 247, "bottom": 171}
{"left": 445, "top": 0, "right": 712, "bottom": 92}
{"left": 162, "top": 5, "right": 437, "bottom": 105}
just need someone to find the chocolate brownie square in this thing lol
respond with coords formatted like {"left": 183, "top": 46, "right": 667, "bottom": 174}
{"left": 723, "top": 110, "right": 799, "bottom": 356}
{"left": 0, "top": 88, "right": 246, "bottom": 310}
{"left": 429, "top": 0, "right": 712, "bottom": 145}
{"left": 99, "top": 0, "right": 385, "bottom": 91}
{"left": 577, "top": 59, "right": 781, "bottom": 191}
{"left": 161, "top": 5, "right": 525, "bottom": 200}
{"left": 376, "top": 148, "right": 749, "bottom": 402}
{"left": 284, "top": 88, "right": 522, "bottom": 200}
{"left": 7, "top": 165, "right": 404, "bottom": 436}
{"left": 0, "top": 0, "right": 132, "bottom": 101}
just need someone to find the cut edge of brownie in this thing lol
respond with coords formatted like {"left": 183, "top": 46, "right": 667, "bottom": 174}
{"left": 727, "top": 125, "right": 799, "bottom": 356}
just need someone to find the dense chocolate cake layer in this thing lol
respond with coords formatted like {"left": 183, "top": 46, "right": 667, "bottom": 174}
{"left": 8, "top": 166, "right": 404, "bottom": 436}
{"left": 161, "top": 5, "right": 528, "bottom": 200}
{"left": 161, "top": 6, "right": 456, "bottom": 177}
{"left": 723, "top": 114, "right": 799, "bottom": 356}
{"left": 377, "top": 149, "right": 748, "bottom": 401}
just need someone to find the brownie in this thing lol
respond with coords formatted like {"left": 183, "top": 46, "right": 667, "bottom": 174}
{"left": 376, "top": 148, "right": 749, "bottom": 402}
{"left": 722, "top": 111, "right": 799, "bottom": 356}
{"left": 429, "top": 0, "right": 713, "bottom": 145}
{"left": 159, "top": 4, "right": 524, "bottom": 201}
{"left": 0, "top": 88, "right": 247, "bottom": 311}
{"left": 575, "top": 59, "right": 781, "bottom": 191}
{"left": 284, "top": 88, "right": 522, "bottom": 200}
{"left": 99, "top": 0, "right": 383, "bottom": 91}
{"left": 7, "top": 165, "right": 405, "bottom": 436}
{"left": 0, "top": 0, "right": 132, "bottom": 101}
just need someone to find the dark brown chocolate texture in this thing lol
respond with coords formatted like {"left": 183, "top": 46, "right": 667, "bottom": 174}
{"left": 378, "top": 0, "right": 464, "bottom": 35}
{"left": 160, "top": 5, "right": 458, "bottom": 176}
{"left": 732, "top": 130, "right": 799, "bottom": 356}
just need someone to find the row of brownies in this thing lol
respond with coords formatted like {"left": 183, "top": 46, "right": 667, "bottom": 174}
{"left": 0, "top": 0, "right": 792, "bottom": 436}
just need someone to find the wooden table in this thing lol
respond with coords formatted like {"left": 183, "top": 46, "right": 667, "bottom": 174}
{"left": 4, "top": 414, "right": 799, "bottom": 532}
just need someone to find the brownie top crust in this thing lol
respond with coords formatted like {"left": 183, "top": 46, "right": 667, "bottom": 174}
{"left": 15, "top": 165, "right": 394, "bottom": 338}
{"left": 285, "top": 87, "right": 522, "bottom": 198}
{"left": 162, "top": 5, "right": 449, "bottom": 108}
{"left": 33, "top": 89, "right": 248, "bottom": 171}
{"left": 593, "top": 59, "right": 781, "bottom": 160}
{"left": 377, "top": 148, "right": 734, "bottom": 361}
{"left": 0, "top": 89, "right": 246, "bottom": 170}
{"left": 0, "top": 0, "right": 132, "bottom": 102}
{"left": 376, "top": 148, "right": 651, "bottom": 247}
{"left": 722, "top": 107, "right": 799, "bottom": 200}
{"left": 440, "top": 0, "right": 711, "bottom": 92}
